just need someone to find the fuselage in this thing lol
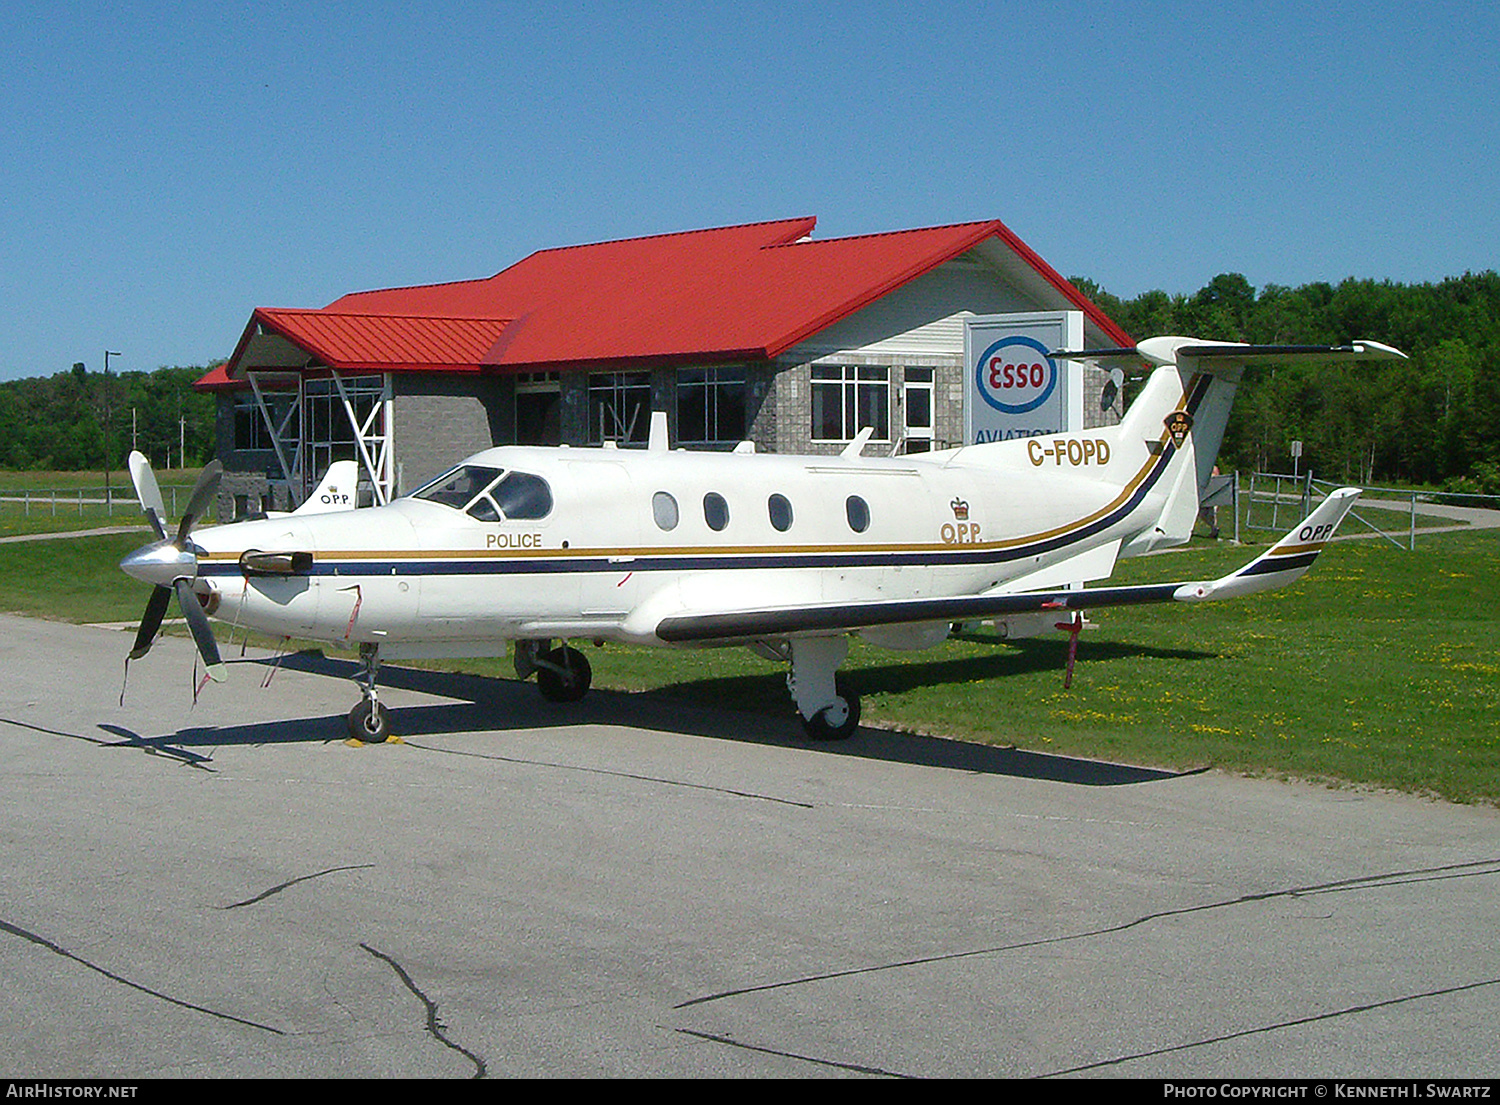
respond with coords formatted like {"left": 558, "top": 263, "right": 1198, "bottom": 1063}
{"left": 182, "top": 430, "right": 1177, "bottom": 655}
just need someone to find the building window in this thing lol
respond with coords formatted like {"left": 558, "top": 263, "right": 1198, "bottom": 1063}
{"left": 902, "top": 367, "right": 934, "bottom": 453}
{"left": 811, "top": 366, "right": 889, "bottom": 442}
{"left": 233, "top": 389, "right": 297, "bottom": 452}
{"left": 515, "top": 372, "right": 561, "bottom": 446}
{"left": 304, "top": 375, "right": 383, "bottom": 480}
{"left": 588, "top": 372, "right": 651, "bottom": 445}
{"left": 676, "top": 367, "right": 746, "bottom": 445}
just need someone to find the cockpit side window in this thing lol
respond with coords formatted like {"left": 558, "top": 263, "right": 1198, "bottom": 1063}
{"left": 489, "top": 471, "right": 553, "bottom": 520}
{"left": 413, "top": 465, "right": 503, "bottom": 510}
{"left": 467, "top": 496, "right": 502, "bottom": 522}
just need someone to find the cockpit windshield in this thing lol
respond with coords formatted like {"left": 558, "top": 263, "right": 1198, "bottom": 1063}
{"left": 411, "top": 464, "right": 553, "bottom": 522}
{"left": 412, "top": 465, "right": 502, "bottom": 509}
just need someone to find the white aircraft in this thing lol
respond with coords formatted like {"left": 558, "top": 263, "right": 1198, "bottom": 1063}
{"left": 120, "top": 336, "right": 1403, "bottom": 742}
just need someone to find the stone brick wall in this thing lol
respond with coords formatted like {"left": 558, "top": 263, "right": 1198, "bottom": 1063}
{"left": 391, "top": 374, "right": 509, "bottom": 493}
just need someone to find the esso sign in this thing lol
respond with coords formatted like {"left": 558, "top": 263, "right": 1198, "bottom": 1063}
{"left": 976, "top": 335, "right": 1057, "bottom": 414}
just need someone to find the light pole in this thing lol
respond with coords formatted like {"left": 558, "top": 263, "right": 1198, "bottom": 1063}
{"left": 102, "top": 351, "right": 121, "bottom": 502}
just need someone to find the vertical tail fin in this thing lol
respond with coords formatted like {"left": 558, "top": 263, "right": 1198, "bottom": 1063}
{"left": 1064, "top": 337, "right": 1405, "bottom": 555}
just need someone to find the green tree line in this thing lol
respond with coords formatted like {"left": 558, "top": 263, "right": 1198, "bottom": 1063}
{"left": 0, "top": 363, "right": 218, "bottom": 472}
{"left": 1074, "top": 271, "right": 1500, "bottom": 493}
{"left": 4, "top": 270, "right": 1499, "bottom": 490}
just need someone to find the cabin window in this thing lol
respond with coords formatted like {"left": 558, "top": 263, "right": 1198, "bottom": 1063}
{"left": 490, "top": 471, "right": 553, "bottom": 519}
{"left": 676, "top": 367, "right": 747, "bottom": 446}
{"left": 413, "top": 465, "right": 503, "bottom": 510}
{"left": 811, "top": 365, "right": 890, "bottom": 442}
{"left": 703, "top": 492, "right": 730, "bottom": 532}
{"left": 768, "top": 493, "right": 793, "bottom": 532}
{"left": 652, "top": 491, "right": 679, "bottom": 531}
{"left": 846, "top": 495, "right": 870, "bottom": 533}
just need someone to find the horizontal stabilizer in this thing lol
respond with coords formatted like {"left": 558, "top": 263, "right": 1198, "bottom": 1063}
{"left": 1052, "top": 338, "right": 1406, "bottom": 369}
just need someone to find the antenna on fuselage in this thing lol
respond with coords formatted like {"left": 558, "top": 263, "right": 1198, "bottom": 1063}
{"left": 648, "top": 410, "right": 669, "bottom": 452}
{"left": 840, "top": 426, "right": 874, "bottom": 459}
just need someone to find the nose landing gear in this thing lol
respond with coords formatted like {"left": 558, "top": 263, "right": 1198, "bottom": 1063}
{"left": 348, "top": 642, "right": 392, "bottom": 742}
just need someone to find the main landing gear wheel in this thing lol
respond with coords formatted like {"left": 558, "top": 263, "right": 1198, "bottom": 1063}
{"left": 348, "top": 699, "right": 391, "bottom": 743}
{"left": 800, "top": 688, "right": 861, "bottom": 741}
{"left": 536, "top": 645, "right": 592, "bottom": 703}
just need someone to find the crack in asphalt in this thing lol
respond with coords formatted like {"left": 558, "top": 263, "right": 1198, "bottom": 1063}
{"left": 222, "top": 865, "right": 376, "bottom": 910}
{"left": 1040, "top": 974, "right": 1500, "bottom": 1076}
{"left": 675, "top": 858, "right": 1500, "bottom": 1009}
{"left": 405, "top": 739, "right": 815, "bottom": 808}
{"left": 0, "top": 916, "right": 283, "bottom": 1035}
{"left": 673, "top": 1026, "right": 912, "bottom": 1078}
{"left": 360, "top": 942, "right": 486, "bottom": 1079}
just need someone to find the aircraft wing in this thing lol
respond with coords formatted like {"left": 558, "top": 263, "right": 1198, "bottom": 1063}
{"left": 653, "top": 488, "right": 1360, "bottom": 645}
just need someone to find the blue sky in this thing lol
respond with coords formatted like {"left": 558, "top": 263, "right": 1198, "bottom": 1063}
{"left": 1, "top": 0, "right": 1494, "bottom": 381}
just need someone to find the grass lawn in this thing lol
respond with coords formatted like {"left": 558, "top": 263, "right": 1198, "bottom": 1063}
{"left": 3, "top": 521, "right": 1496, "bottom": 805}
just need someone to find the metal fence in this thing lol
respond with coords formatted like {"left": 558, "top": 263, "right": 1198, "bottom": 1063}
{"left": 0, "top": 485, "right": 191, "bottom": 521}
{"left": 1243, "top": 471, "right": 1500, "bottom": 550}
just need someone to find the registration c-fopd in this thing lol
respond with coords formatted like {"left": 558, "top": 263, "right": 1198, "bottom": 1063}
{"left": 1028, "top": 438, "right": 1111, "bottom": 467}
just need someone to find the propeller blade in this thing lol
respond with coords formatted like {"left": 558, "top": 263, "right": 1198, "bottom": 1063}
{"left": 174, "top": 579, "right": 227, "bottom": 682}
{"left": 128, "top": 451, "right": 168, "bottom": 541}
{"left": 129, "top": 585, "right": 173, "bottom": 660}
{"left": 176, "top": 461, "right": 223, "bottom": 545}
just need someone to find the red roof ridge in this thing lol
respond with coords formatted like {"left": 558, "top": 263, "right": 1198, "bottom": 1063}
{"left": 526, "top": 216, "right": 818, "bottom": 258}
{"left": 265, "top": 306, "right": 514, "bottom": 323}
{"left": 329, "top": 275, "right": 498, "bottom": 309}
{"left": 760, "top": 219, "right": 1001, "bottom": 250}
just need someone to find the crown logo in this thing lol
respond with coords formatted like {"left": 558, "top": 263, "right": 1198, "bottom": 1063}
{"left": 951, "top": 498, "right": 969, "bottom": 520}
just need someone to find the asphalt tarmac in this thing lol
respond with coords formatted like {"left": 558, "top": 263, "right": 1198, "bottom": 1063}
{"left": 1, "top": 612, "right": 1496, "bottom": 1079}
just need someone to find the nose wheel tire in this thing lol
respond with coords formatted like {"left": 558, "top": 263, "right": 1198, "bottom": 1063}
{"left": 536, "top": 645, "right": 592, "bottom": 703}
{"left": 348, "top": 700, "right": 391, "bottom": 743}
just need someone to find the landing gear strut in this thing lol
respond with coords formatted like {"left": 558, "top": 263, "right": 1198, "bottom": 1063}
{"left": 787, "top": 636, "right": 861, "bottom": 741}
{"left": 347, "top": 642, "right": 391, "bottom": 742}
{"left": 515, "top": 639, "right": 593, "bottom": 703}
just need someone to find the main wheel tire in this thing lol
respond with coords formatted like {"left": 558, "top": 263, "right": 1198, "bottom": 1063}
{"left": 801, "top": 691, "right": 861, "bottom": 741}
{"left": 536, "top": 645, "right": 592, "bottom": 703}
{"left": 348, "top": 700, "right": 391, "bottom": 743}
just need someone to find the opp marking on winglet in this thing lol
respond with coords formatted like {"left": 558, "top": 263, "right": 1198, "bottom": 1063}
{"left": 1176, "top": 488, "right": 1362, "bottom": 603}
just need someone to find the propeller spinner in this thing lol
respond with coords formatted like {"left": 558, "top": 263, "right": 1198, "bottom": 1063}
{"left": 121, "top": 452, "right": 227, "bottom": 682}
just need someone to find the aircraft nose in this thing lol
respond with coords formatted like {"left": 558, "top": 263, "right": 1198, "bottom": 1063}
{"left": 120, "top": 539, "right": 199, "bottom": 588}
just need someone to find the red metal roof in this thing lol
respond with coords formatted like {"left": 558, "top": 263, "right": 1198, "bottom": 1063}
{"left": 205, "top": 216, "right": 1130, "bottom": 387}
{"left": 254, "top": 309, "right": 511, "bottom": 372}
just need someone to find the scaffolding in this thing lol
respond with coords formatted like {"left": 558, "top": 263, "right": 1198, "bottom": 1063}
{"left": 246, "top": 371, "right": 394, "bottom": 508}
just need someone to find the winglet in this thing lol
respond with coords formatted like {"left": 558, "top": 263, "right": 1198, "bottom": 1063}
{"left": 1174, "top": 488, "right": 1361, "bottom": 603}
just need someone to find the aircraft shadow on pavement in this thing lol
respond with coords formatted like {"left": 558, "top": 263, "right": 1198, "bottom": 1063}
{"left": 111, "top": 648, "right": 1194, "bottom": 788}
